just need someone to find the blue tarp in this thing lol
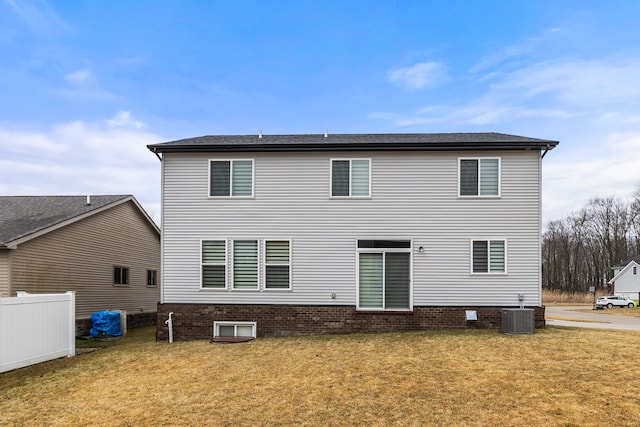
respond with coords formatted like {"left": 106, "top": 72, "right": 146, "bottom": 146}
{"left": 90, "top": 310, "right": 122, "bottom": 337}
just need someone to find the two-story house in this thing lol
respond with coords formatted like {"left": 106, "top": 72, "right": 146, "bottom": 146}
{"left": 148, "top": 132, "right": 558, "bottom": 341}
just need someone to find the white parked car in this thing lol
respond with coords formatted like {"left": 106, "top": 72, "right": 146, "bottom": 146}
{"left": 595, "top": 295, "right": 635, "bottom": 309}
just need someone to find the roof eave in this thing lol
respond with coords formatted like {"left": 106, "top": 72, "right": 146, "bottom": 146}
{"left": 5, "top": 196, "right": 159, "bottom": 248}
{"left": 148, "top": 141, "right": 559, "bottom": 154}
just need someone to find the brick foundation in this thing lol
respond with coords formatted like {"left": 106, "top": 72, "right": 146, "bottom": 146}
{"left": 156, "top": 304, "right": 545, "bottom": 341}
{"left": 76, "top": 311, "right": 157, "bottom": 337}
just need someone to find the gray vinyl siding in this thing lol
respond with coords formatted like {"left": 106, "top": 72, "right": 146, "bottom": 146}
{"left": 9, "top": 201, "right": 160, "bottom": 318}
{"left": 0, "top": 250, "right": 9, "bottom": 296}
{"left": 161, "top": 150, "right": 542, "bottom": 307}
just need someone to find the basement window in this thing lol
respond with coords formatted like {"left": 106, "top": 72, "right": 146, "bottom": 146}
{"left": 213, "top": 321, "right": 256, "bottom": 343}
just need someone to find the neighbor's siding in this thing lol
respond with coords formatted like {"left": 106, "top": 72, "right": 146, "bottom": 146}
{"left": 9, "top": 201, "right": 160, "bottom": 319}
{"left": 161, "top": 150, "right": 542, "bottom": 307}
{"left": 0, "top": 250, "right": 9, "bottom": 297}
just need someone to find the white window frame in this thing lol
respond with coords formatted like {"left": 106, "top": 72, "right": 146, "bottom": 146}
{"left": 355, "top": 239, "right": 413, "bottom": 311}
{"left": 200, "top": 239, "right": 228, "bottom": 290}
{"left": 231, "top": 239, "right": 260, "bottom": 291}
{"left": 213, "top": 321, "right": 257, "bottom": 339}
{"left": 470, "top": 239, "right": 508, "bottom": 275}
{"left": 458, "top": 157, "right": 501, "bottom": 197}
{"left": 263, "top": 239, "right": 292, "bottom": 291}
{"left": 330, "top": 158, "right": 372, "bottom": 198}
{"left": 208, "top": 159, "right": 255, "bottom": 198}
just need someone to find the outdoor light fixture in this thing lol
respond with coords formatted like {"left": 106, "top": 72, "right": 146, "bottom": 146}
{"left": 418, "top": 246, "right": 424, "bottom": 253}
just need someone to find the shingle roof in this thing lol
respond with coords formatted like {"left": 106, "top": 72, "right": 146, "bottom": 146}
{"left": 0, "top": 195, "right": 131, "bottom": 246}
{"left": 148, "top": 132, "right": 559, "bottom": 153}
{"left": 614, "top": 255, "right": 640, "bottom": 268}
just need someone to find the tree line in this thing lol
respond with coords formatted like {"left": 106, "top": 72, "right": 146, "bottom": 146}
{"left": 542, "top": 187, "right": 640, "bottom": 293}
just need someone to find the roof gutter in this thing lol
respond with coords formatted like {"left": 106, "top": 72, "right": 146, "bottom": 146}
{"left": 148, "top": 141, "right": 559, "bottom": 154}
{"left": 541, "top": 144, "right": 552, "bottom": 159}
{"left": 151, "top": 146, "right": 162, "bottom": 161}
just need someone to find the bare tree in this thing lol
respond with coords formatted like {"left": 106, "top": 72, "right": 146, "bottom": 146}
{"left": 543, "top": 188, "right": 640, "bottom": 292}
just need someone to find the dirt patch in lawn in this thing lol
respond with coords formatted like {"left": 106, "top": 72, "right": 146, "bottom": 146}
{"left": 2, "top": 327, "right": 640, "bottom": 426}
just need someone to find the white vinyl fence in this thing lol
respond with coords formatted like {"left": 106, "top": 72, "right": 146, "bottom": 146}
{"left": 0, "top": 291, "right": 75, "bottom": 373}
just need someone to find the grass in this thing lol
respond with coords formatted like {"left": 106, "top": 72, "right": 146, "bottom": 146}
{"left": 3, "top": 327, "right": 640, "bottom": 426}
{"left": 542, "top": 289, "right": 595, "bottom": 304}
{"left": 573, "top": 307, "right": 640, "bottom": 318}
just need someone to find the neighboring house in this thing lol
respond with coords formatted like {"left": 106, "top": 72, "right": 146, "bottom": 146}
{"left": 608, "top": 255, "right": 640, "bottom": 305}
{"left": 0, "top": 195, "right": 160, "bottom": 335}
{"left": 148, "top": 132, "right": 559, "bottom": 341}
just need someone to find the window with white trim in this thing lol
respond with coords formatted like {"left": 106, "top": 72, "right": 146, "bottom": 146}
{"left": 214, "top": 321, "right": 256, "bottom": 338}
{"left": 233, "top": 240, "right": 258, "bottom": 289}
{"left": 209, "top": 160, "right": 254, "bottom": 197}
{"left": 202, "top": 240, "right": 226, "bottom": 288}
{"left": 472, "top": 240, "right": 506, "bottom": 273}
{"left": 264, "top": 240, "right": 291, "bottom": 289}
{"left": 459, "top": 158, "right": 500, "bottom": 196}
{"left": 331, "top": 159, "right": 370, "bottom": 197}
{"left": 357, "top": 240, "right": 411, "bottom": 310}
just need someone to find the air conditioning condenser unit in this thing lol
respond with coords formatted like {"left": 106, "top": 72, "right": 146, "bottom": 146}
{"left": 502, "top": 308, "right": 535, "bottom": 334}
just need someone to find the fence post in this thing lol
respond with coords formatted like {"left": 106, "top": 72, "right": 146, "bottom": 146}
{"left": 67, "top": 291, "right": 76, "bottom": 357}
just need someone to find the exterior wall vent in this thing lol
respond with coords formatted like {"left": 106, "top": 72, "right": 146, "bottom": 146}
{"left": 501, "top": 308, "right": 535, "bottom": 334}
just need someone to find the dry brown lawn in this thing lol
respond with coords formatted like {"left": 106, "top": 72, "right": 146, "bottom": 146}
{"left": 2, "top": 326, "right": 640, "bottom": 426}
{"left": 574, "top": 307, "right": 640, "bottom": 318}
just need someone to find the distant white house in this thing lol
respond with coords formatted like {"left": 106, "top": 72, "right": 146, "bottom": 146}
{"left": 608, "top": 256, "right": 640, "bottom": 304}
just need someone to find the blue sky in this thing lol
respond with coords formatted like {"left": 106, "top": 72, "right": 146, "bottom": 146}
{"left": 1, "top": 1, "right": 640, "bottom": 223}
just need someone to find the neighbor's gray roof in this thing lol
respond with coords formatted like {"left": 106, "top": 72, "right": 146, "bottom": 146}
{"left": 148, "top": 132, "right": 559, "bottom": 153}
{"left": 0, "top": 195, "right": 131, "bottom": 246}
{"left": 614, "top": 255, "right": 640, "bottom": 268}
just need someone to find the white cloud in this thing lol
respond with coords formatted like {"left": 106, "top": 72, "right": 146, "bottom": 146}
{"left": 387, "top": 61, "right": 449, "bottom": 90}
{"left": 0, "top": 116, "right": 161, "bottom": 222}
{"left": 107, "top": 110, "right": 144, "bottom": 129}
{"left": 5, "top": 0, "right": 68, "bottom": 33}
{"left": 492, "top": 59, "right": 640, "bottom": 106}
{"left": 117, "top": 54, "right": 147, "bottom": 66}
{"left": 65, "top": 68, "right": 91, "bottom": 84}
{"left": 543, "top": 132, "right": 640, "bottom": 221}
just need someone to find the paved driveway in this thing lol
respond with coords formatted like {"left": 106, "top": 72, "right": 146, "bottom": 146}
{"left": 546, "top": 305, "right": 640, "bottom": 331}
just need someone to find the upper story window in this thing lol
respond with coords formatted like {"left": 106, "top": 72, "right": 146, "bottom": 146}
{"left": 472, "top": 240, "right": 506, "bottom": 274}
{"left": 209, "top": 160, "right": 254, "bottom": 197}
{"left": 331, "top": 159, "right": 371, "bottom": 197}
{"left": 459, "top": 158, "right": 500, "bottom": 197}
